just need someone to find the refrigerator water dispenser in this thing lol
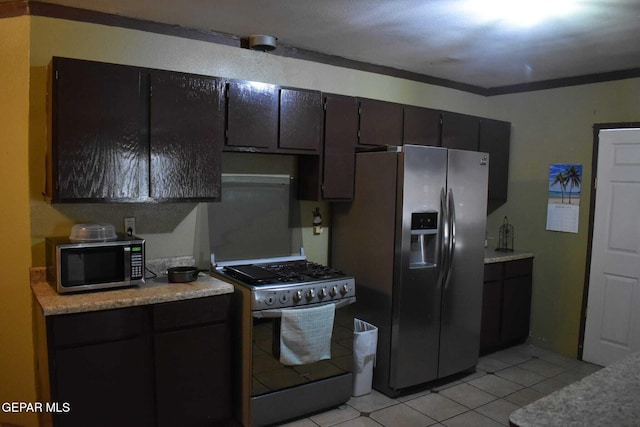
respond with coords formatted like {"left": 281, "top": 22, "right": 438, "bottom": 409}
{"left": 409, "top": 211, "right": 438, "bottom": 268}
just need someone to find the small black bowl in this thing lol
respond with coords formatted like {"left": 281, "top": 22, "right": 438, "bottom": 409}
{"left": 167, "top": 266, "right": 200, "bottom": 283}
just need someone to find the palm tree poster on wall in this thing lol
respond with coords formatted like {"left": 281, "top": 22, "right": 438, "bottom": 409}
{"left": 546, "top": 163, "right": 582, "bottom": 233}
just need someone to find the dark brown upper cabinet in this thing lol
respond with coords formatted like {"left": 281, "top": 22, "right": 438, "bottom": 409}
{"left": 358, "top": 98, "right": 403, "bottom": 147}
{"left": 322, "top": 94, "right": 359, "bottom": 199}
{"left": 48, "top": 57, "right": 510, "bottom": 208}
{"left": 48, "top": 57, "right": 145, "bottom": 202}
{"left": 480, "top": 118, "right": 511, "bottom": 214}
{"left": 225, "top": 80, "right": 278, "bottom": 151}
{"left": 149, "top": 71, "right": 224, "bottom": 201}
{"left": 441, "top": 111, "right": 480, "bottom": 151}
{"left": 403, "top": 106, "right": 441, "bottom": 146}
{"left": 225, "top": 82, "right": 321, "bottom": 154}
{"left": 47, "top": 57, "right": 224, "bottom": 203}
{"left": 298, "top": 94, "right": 359, "bottom": 201}
{"left": 279, "top": 87, "right": 322, "bottom": 152}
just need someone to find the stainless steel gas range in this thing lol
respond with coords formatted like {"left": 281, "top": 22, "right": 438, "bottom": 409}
{"left": 207, "top": 173, "right": 356, "bottom": 427}
{"left": 220, "top": 260, "right": 356, "bottom": 313}
{"left": 213, "top": 258, "right": 356, "bottom": 427}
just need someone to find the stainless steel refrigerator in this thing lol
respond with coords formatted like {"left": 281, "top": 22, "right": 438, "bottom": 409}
{"left": 331, "top": 144, "right": 489, "bottom": 396}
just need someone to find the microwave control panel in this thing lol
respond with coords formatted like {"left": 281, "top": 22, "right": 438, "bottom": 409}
{"left": 130, "top": 244, "right": 144, "bottom": 280}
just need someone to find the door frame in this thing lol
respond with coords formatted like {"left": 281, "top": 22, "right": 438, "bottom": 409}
{"left": 578, "top": 122, "right": 640, "bottom": 360}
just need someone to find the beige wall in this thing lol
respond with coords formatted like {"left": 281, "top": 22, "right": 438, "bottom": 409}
{"left": 486, "top": 81, "right": 640, "bottom": 356}
{"left": 0, "top": 16, "right": 38, "bottom": 427}
{"left": 1, "top": 13, "right": 639, "bottom": 426}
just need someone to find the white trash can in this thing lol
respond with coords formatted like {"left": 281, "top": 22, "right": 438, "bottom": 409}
{"left": 352, "top": 318, "right": 378, "bottom": 396}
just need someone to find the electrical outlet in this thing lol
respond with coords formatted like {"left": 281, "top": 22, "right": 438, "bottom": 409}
{"left": 124, "top": 217, "right": 136, "bottom": 236}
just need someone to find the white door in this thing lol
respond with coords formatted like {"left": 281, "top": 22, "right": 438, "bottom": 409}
{"left": 583, "top": 128, "right": 640, "bottom": 366}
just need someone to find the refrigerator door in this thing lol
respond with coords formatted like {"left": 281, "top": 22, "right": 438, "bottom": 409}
{"left": 438, "top": 149, "right": 489, "bottom": 378}
{"left": 391, "top": 145, "right": 447, "bottom": 388}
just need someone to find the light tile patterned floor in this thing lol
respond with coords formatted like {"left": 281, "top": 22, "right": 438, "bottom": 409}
{"left": 279, "top": 344, "right": 602, "bottom": 427}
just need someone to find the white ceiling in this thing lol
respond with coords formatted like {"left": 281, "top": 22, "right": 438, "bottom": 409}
{"left": 20, "top": 0, "right": 640, "bottom": 90}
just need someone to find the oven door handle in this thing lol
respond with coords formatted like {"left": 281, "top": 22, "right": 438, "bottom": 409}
{"left": 252, "top": 297, "right": 356, "bottom": 319}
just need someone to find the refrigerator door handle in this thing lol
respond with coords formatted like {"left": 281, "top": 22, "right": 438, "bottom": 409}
{"left": 444, "top": 188, "right": 456, "bottom": 290}
{"left": 437, "top": 187, "right": 448, "bottom": 289}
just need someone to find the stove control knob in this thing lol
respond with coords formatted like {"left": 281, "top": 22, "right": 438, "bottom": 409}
{"left": 265, "top": 295, "right": 275, "bottom": 306}
{"left": 306, "top": 289, "right": 315, "bottom": 301}
{"left": 329, "top": 286, "right": 338, "bottom": 297}
{"left": 318, "top": 288, "right": 327, "bottom": 299}
{"left": 293, "top": 290, "right": 303, "bottom": 303}
{"left": 340, "top": 284, "right": 349, "bottom": 296}
{"left": 279, "top": 293, "right": 288, "bottom": 304}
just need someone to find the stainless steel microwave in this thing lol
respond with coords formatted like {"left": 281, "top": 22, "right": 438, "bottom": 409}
{"left": 45, "top": 235, "right": 145, "bottom": 294}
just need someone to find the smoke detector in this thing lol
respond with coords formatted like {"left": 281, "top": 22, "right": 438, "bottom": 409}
{"left": 248, "top": 35, "right": 277, "bottom": 51}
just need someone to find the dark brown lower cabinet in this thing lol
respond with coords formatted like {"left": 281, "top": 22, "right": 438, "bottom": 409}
{"left": 53, "top": 335, "right": 155, "bottom": 427}
{"left": 155, "top": 323, "right": 231, "bottom": 426}
{"left": 480, "top": 276, "right": 502, "bottom": 355}
{"left": 43, "top": 295, "right": 232, "bottom": 427}
{"left": 480, "top": 258, "right": 533, "bottom": 355}
{"left": 153, "top": 297, "right": 232, "bottom": 427}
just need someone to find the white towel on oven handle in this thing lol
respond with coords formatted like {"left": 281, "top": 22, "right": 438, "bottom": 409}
{"left": 279, "top": 303, "right": 336, "bottom": 366}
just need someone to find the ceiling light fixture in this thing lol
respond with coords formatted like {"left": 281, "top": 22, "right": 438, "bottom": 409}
{"left": 464, "top": 0, "right": 580, "bottom": 27}
{"left": 248, "top": 35, "right": 277, "bottom": 51}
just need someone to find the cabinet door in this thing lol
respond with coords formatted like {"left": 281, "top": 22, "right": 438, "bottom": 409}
{"left": 480, "top": 263, "right": 503, "bottom": 355}
{"left": 403, "top": 106, "right": 441, "bottom": 146}
{"left": 149, "top": 71, "right": 224, "bottom": 200}
{"left": 48, "top": 306, "right": 154, "bottom": 427}
{"left": 155, "top": 324, "right": 231, "bottom": 426}
{"left": 480, "top": 118, "right": 511, "bottom": 214}
{"left": 52, "top": 336, "right": 155, "bottom": 427}
{"left": 226, "top": 80, "right": 278, "bottom": 150}
{"left": 501, "top": 259, "right": 533, "bottom": 344}
{"left": 51, "top": 57, "right": 143, "bottom": 201}
{"left": 153, "top": 296, "right": 232, "bottom": 426}
{"left": 441, "top": 111, "right": 480, "bottom": 151}
{"left": 501, "top": 275, "right": 533, "bottom": 344}
{"left": 323, "top": 94, "right": 359, "bottom": 200}
{"left": 358, "top": 98, "right": 403, "bottom": 146}
{"left": 297, "top": 94, "right": 359, "bottom": 201}
{"left": 480, "top": 280, "right": 502, "bottom": 355}
{"left": 279, "top": 88, "right": 322, "bottom": 152}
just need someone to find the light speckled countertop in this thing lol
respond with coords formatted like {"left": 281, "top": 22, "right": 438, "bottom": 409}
{"left": 32, "top": 249, "right": 532, "bottom": 316}
{"left": 484, "top": 248, "right": 535, "bottom": 264}
{"left": 509, "top": 352, "right": 639, "bottom": 426}
{"left": 30, "top": 267, "right": 234, "bottom": 316}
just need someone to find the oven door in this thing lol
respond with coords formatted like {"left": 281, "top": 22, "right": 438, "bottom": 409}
{"left": 249, "top": 300, "right": 355, "bottom": 426}
{"left": 252, "top": 300, "right": 354, "bottom": 395}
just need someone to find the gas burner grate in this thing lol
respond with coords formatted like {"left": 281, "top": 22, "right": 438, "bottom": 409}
{"left": 260, "top": 261, "right": 346, "bottom": 281}
{"left": 222, "top": 260, "right": 347, "bottom": 286}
